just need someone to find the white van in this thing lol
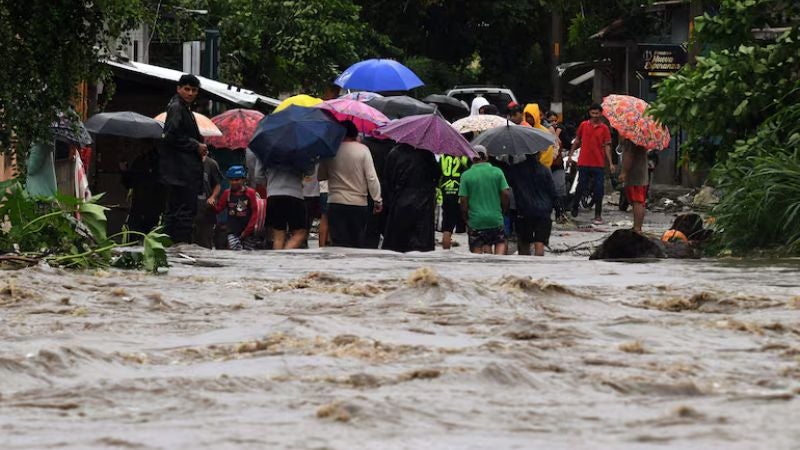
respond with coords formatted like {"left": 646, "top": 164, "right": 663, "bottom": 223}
{"left": 445, "top": 86, "right": 519, "bottom": 115}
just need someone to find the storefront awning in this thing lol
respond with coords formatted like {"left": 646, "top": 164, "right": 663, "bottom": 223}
{"left": 568, "top": 70, "right": 595, "bottom": 86}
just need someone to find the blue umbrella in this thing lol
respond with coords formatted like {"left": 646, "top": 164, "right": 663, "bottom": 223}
{"left": 248, "top": 105, "right": 346, "bottom": 172}
{"left": 334, "top": 59, "right": 424, "bottom": 92}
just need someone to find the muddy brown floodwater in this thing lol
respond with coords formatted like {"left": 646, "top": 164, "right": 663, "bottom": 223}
{"left": 1, "top": 227, "right": 800, "bottom": 448}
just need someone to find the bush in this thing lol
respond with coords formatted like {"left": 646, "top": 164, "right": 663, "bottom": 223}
{"left": 710, "top": 102, "right": 800, "bottom": 255}
{"left": 0, "top": 180, "right": 170, "bottom": 271}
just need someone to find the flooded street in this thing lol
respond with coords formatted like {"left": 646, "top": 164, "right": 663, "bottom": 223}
{"left": 2, "top": 214, "right": 799, "bottom": 449}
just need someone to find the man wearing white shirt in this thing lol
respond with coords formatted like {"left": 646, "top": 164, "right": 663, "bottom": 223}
{"left": 318, "top": 121, "right": 382, "bottom": 248}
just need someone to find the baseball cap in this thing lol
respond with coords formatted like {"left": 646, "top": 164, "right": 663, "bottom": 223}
{"left": 507, "top": 101, "right": 522, "bottom": 114}
{"left": 226, "top": 165, "right": 247, "bottom": 179}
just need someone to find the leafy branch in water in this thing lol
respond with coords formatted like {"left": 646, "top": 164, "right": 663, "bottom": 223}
{"left": 0, "top": 179, "right": 170, "bottom": 272}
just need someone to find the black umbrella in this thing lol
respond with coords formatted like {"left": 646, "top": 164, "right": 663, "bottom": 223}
{"left": 366, "top": 95, "right": 436, "bottom": 120}
{"left": 50, "top": 112, "right": 92, "bottom": 146}
{"left": 422, "top": 94, "right": 469, "bottom": 121}
{"left": 471, "top": 123, "right": 556, "bottom": 157}
{"left": 85, "top": 111, "right": 164, "bottom": 139}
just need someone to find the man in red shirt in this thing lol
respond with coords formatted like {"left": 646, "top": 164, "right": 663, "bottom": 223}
{"left": 567, "top": 103, "right": 616, "bottom": 224}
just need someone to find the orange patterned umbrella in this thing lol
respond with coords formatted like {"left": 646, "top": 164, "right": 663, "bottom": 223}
{"left": 154, "top": 111, "right": 223, "bottom": 137}
{"left": 601, "top": 94, "right": 670, "bottom": 150}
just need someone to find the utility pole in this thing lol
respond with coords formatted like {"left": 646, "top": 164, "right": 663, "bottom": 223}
{"left": 550, "top": 7, "right": 563, "bottom": 119}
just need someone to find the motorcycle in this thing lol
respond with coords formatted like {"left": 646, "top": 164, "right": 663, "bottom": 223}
{"left": 564, "top": 147, "right": 595, "bottom": 210}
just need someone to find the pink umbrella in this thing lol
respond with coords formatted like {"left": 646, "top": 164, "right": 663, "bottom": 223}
{"left": 374, "top": 114, "right": 476, "bottom": 158}
{"left": 317, "top": 98, "right": 390, "bottom": 135}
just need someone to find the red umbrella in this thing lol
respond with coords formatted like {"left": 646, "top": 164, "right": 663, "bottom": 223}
{"left": 601, "top": 94, "right": 670, "bottom": 151}
{"left": 205, "top": 109, "right": 265, "bottom": 150}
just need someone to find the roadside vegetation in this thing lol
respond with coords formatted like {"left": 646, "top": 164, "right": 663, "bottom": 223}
{"left": 0, "top": 180, "right": 170, "bottom": 271}
{"left": 650, "top": 0, "right": 800, "bottom": 255}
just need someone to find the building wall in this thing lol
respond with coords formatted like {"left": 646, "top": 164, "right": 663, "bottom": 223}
{"left": 118, "top": 24, "right": 149, "bottom": 63}
{"left": 0, "top": 151, "right": 16, "bottom": 182}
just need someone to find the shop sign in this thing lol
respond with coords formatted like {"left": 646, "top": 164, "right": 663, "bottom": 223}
{"left": 638, "top": 44, "right": 687, "bottom": 78}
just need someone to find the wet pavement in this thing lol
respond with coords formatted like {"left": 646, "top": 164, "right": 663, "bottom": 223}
{"left": 1, "top": 204, "right": 799, "bottom": 449}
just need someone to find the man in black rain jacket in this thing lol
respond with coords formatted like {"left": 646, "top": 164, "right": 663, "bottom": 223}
{"left": 381, "top": 143, "right": 440, "bottom": 252}
{"left": 158, "top": 74, "right": 207, "bottom": 243}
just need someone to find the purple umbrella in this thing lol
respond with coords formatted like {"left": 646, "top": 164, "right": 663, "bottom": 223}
{"left": 373, "top": 114, "right": 475, "bottom": 158}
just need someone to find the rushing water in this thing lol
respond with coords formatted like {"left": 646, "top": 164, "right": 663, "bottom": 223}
{"left": 1, "top": 240, "right": 799, "bottom": 449}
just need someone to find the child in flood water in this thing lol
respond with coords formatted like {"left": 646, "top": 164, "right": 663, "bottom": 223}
{"left": 215, "top": 165, "right": 259, "bottom": 250}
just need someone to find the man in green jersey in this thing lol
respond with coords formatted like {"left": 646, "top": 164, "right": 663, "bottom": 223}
{"left": 439, "top": 153, "right": 470, "bottom": 249}
{"left": 458, "top": 145, "right": 510, "bottom": 254}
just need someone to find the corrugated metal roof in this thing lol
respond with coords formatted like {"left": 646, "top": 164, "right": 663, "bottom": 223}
{"left": 106, "top": 60, "right": 280, "bottom": 108}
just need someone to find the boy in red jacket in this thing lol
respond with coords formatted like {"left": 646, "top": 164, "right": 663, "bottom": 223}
{"left": 215, "top": 165, "right": 259, "bottom": 250}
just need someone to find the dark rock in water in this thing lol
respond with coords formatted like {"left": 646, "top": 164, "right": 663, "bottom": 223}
{"left": 590, "top": 229, "right": 667, "bottom": 260}
{"left": 670, "top": 213, "right": 712, "bottom": 241}
{"left": 662, "top": 240, "right": 701, "bottom": 259}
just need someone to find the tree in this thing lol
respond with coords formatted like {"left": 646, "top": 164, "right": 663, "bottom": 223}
{"left": 0, "top": 1, "right": 142, "bottom": 167}
{"left": 355, "top": 0, "right": 555, "bottom": 102}
{"left": 649, "top": 0, "right": 800, "bottom": 167}
{"left": 216, "top": 0, "right": 386, "bottom": 96}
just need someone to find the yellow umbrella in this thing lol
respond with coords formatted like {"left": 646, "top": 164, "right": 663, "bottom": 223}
{"left": 273, "top": 94, "right": 323, "bottom": 112}
{"left": 154, "top": 111, "right": 223, "bottom": 137}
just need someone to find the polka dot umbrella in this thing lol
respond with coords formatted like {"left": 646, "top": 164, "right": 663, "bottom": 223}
{"left": 601, "top": 94, "right": 670, "bottom": 151}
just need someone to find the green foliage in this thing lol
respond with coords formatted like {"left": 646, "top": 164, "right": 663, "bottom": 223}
{"left": 404, "top": 56, "right": 479, "bottom": 98}
{"left": 0, "top": 180, "right": 170, "bottom": 272}
{"left": 141, "top": 0, "right": 211, "bottom": 43}
{"left": 142, "top": 231, "right": 170, "bottom": 272}
{"left": 216, "top": 0, "right": 383, "bottom": 95}
{"left": 564, "top": 0, "right": 655, "bottom": 63}
{"left": 709, "top": 104, "right": 800, "bottom": 255}
{"left": 355, "top": 0, "right": 553, "bottom": 102}
{"left": 110, "top": 231, "right": 170, "bottom": 272}
{"left": 0, "top": 0, "right": 142, "bottom": 166}
{"left": 649, "top": 0, "right": 800, "bottom": 168}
